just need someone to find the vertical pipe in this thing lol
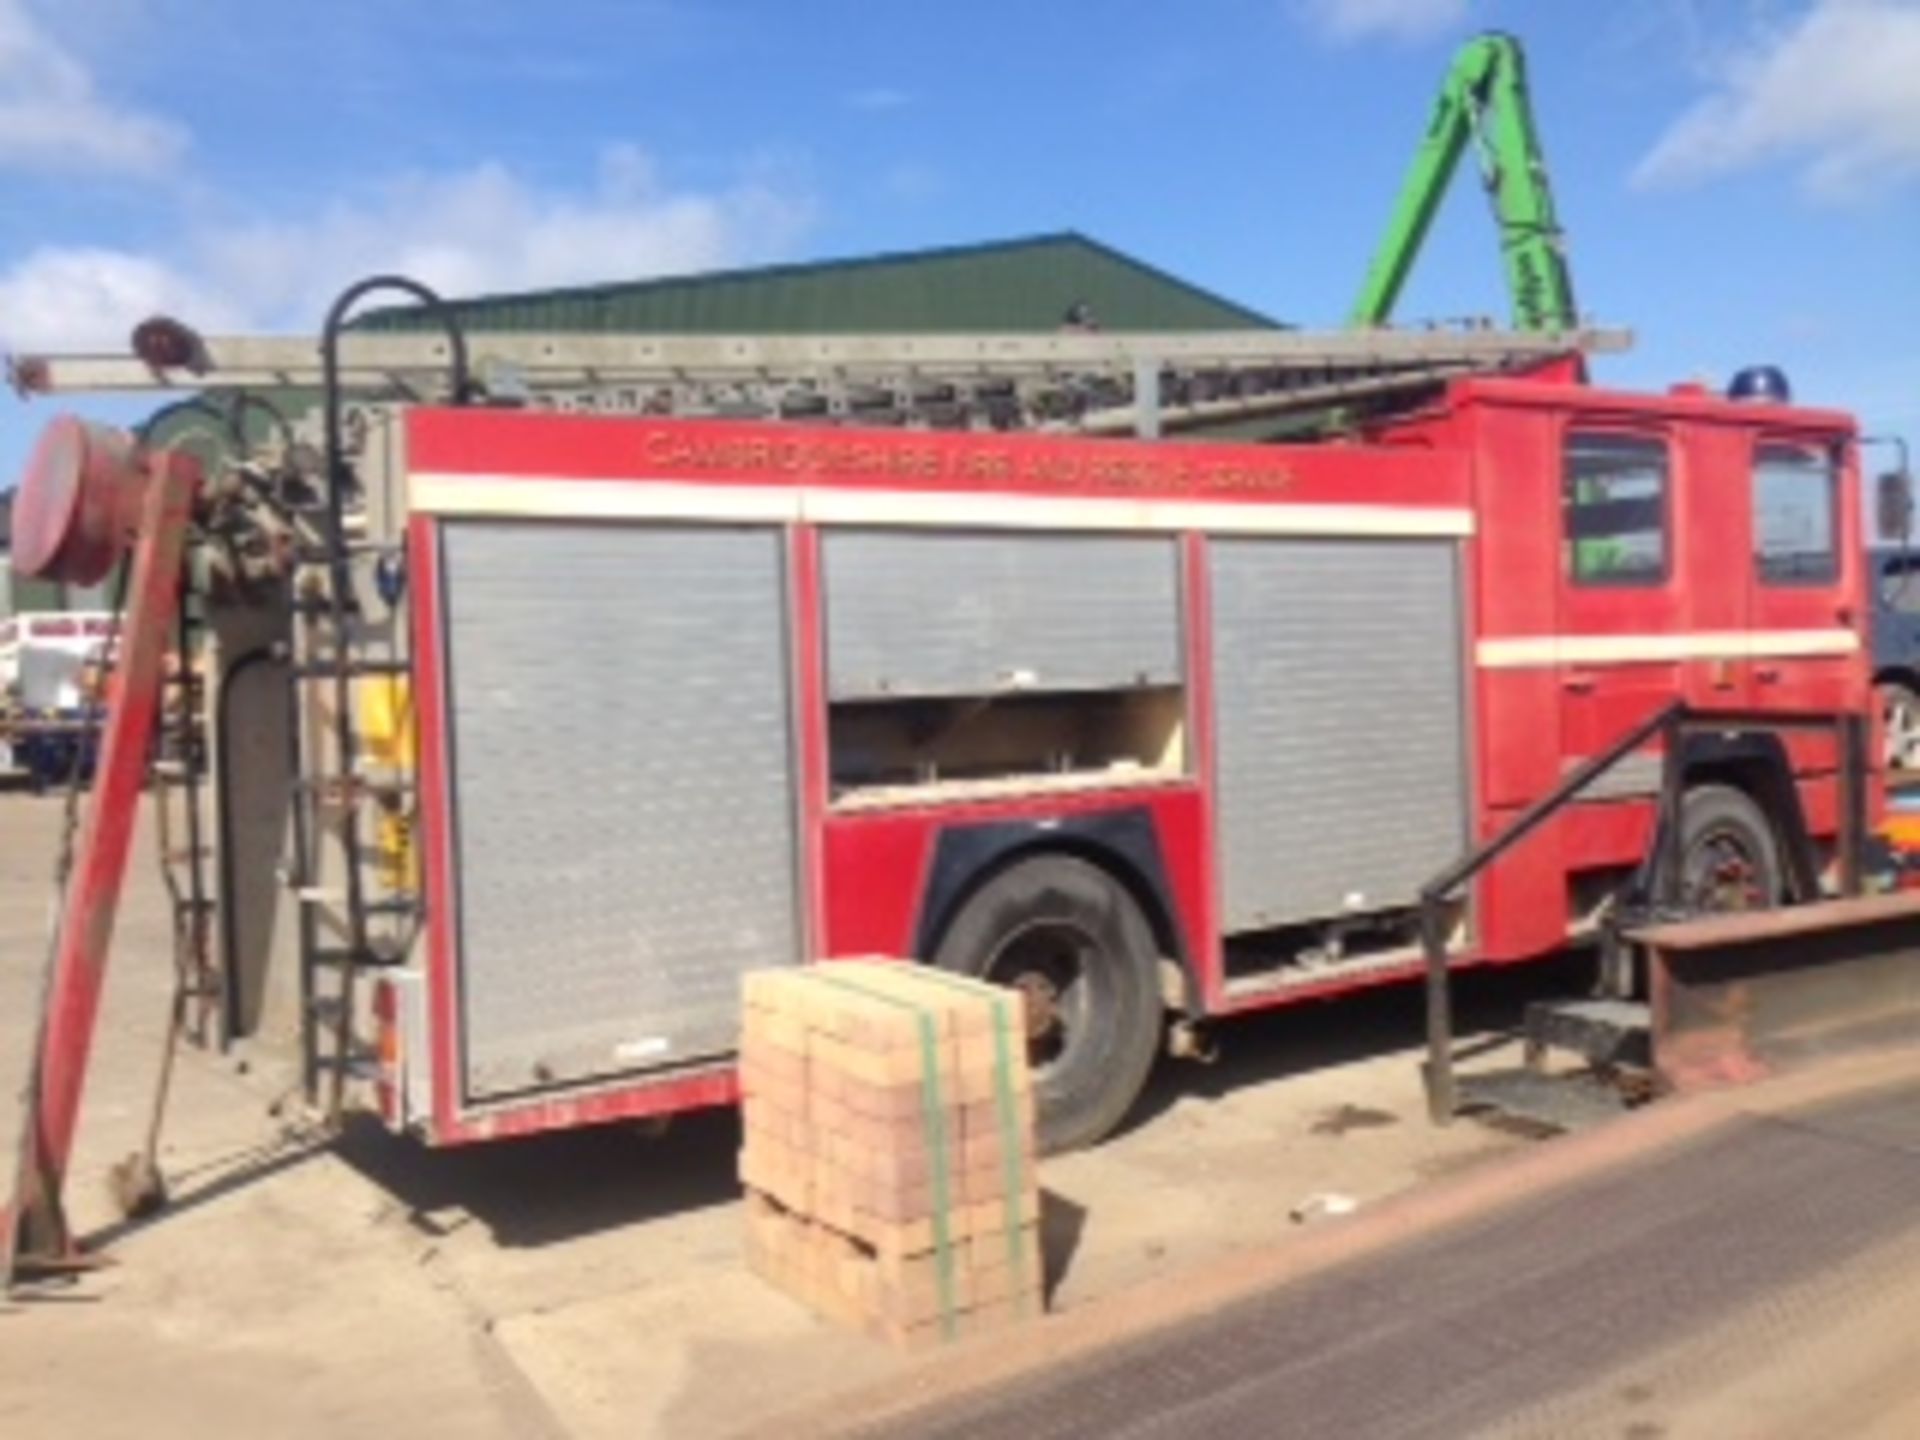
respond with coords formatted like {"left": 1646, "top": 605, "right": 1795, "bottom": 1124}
{"left": 176, "top": 605, "right": 209, "bottom": 1044}
{"left": 1421, "top": 896, "right": 1456, "bottom": 1124}
{"left": 1657, "top": 713, "right": 1686, "bottom": 909}
{"left": 1839, "top": 713, "right": 1867, "bottom": 897}
{"left": 1132, "top": 358, "right": 1161, "bottom": 439}
{"left": 285, "top": 632, "right": 318, "bottom": 1102}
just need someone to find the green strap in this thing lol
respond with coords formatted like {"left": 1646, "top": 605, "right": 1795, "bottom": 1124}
{"left": 986, "top": 995, "right": 1030, "bottom": 1314}
{"left": 887, "top": 967, "right": 1030, "bottom": 1314}
{"left": 808, "top": 971, "right": 958, "bottom": 1339}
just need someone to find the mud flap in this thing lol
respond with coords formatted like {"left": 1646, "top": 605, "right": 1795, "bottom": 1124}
{"left": 1634, "top": 892, "right": 1920, "bottom": 1092}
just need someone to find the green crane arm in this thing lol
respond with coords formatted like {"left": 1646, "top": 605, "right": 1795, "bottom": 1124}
{"left": 1350, "top": 32, "right": 1578, "bottom": 332}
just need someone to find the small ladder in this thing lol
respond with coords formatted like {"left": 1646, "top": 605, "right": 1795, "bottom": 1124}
{"left": 283, "top": 509, "right": 418, "bottom": 1126}
{"left": 152, "top": 606, "right": 218, "bottom": 1044}
{"left": 110, "top": 608, "right": 220, "bottom": 1219}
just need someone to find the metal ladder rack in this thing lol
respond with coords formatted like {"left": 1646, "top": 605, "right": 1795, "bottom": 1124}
{"left": 9, "top": 322, "right": 1630, "bottom": 436}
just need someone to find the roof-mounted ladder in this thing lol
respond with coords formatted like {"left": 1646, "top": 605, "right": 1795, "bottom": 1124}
{"left": 9, "top": 323, "right": 1630, "bottom": 436}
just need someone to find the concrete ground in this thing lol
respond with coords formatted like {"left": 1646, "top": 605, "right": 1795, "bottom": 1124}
{"left": 0, "top": 787, "right": 1575, "bottom": 1437}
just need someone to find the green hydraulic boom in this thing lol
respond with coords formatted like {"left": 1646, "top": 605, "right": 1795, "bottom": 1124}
{"left": 1351, "top": 32, "right": 1578, "bottom": 332}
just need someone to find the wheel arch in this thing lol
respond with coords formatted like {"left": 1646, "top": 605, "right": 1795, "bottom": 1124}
{"left": 1875, "top": 666, "right": 1920, "bottom": 690}
{"left": 1679, "top": 730, "right": 1819, "bottom": 901}
{"left": 912, "top": 814, "right": 1196, "bottom": 1014}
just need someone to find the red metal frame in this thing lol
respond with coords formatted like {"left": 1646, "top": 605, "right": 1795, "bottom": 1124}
{"left": 789, "top": 526, "right": 830, "bottom": 959}
{"left": 1181, "top": 531, "right": 1226, "bottom": 1009}
{"left": 405, "top": 514, "right": 462, "bottom": 1144}
{"left": 4, "top": 448, "right": 199, "bottom": 1270}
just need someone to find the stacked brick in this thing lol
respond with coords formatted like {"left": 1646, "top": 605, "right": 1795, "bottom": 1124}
{"left": 738, "top": 959, "right": 1044, "bottom": 1350}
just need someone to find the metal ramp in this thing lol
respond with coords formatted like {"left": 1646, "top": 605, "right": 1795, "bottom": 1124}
{"left": 1636, "top": 892, "right": 1920, "bottom": 1092}
{"left": 1445, "top": 891, "right": 1920, "bottom": 1137}
{"left": 1419, "top": 702, "right": 1898, "bottom": 1133}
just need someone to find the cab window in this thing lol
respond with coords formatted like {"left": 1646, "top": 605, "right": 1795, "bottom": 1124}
{"left": 1564, "top": 433, "right": 1669, "bottom": 586}
{"left": 1753, "top": 444, "right": 1838, "bottom": 585}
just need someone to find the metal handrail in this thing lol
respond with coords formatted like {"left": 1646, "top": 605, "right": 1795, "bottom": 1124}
{"left": 1419, "top": 702, "right": 1870, "bottom": 1122}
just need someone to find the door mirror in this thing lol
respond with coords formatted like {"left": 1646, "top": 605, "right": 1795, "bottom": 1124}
{"left": 1877, "top": 469, "right": 1914, "bottom": 545}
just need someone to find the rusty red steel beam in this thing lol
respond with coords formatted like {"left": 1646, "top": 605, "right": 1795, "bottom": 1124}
{"left": 1636, "top": 891, "right": 1920, "bottom": 1094}
{"left": 2, "top": 420, "right": 200, "bottom": 1283}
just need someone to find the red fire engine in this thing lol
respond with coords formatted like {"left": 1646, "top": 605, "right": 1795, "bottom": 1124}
{"left": 0, "top": 297, "right": 1883, "bottom": 1272}
{"left": 385, "top": 376, "right": 1867, "bottom": 1155}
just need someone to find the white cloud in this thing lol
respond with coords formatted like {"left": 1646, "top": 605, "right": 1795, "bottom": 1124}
{"left": 0, "top": 145, "right": 817, "bottom": 353}
{"left": 0, "top": 0, "right": 185, "bottom": 174}
{"left": 1636, "top": 0, "right": 1920, "bottom": 199}
{"left": 0, "top": 247, "right": 241, "bottom": 350}
{"left": 1296, "top": 0, "right": 1467, "bottom": 44}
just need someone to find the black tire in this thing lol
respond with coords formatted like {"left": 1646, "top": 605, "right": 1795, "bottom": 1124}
{"left": 931, "top": 854, "right": 1162, "bottom": 1154}
{"left": 1680, "top": 783, "right": 1783, "bottom": 914}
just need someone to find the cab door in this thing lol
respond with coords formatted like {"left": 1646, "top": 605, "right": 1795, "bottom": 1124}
{"left": 1745, "top": 436, "right": 1863, "bottom": 715}
{"left": 1557, "top": 427, "right": 1704, "bottom": 798}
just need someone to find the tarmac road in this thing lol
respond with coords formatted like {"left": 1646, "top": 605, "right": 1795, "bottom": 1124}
{"left": 787, "top": 1053, "right": 1920, "bottom": 1440}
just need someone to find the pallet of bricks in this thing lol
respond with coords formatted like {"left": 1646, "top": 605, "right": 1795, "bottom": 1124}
{"left": 739, "top": 959, "right": 1044, "bottom": 1350}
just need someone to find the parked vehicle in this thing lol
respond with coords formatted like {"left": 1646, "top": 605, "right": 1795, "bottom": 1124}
{"left": 1871, "top": 545, "right": 1920, "bottom": 771}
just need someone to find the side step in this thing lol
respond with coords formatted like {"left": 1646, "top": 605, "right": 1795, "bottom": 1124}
{"left": 1456, "top": 1070, "right": 1631, "bottom": 1133}
{"left": 1455, "top": 998, "right": 1650, "bottom": 1133}
{"left": 1521, "top": 997, "right": 1651, "bottom": 1070}
{"left": 1454, "top": 890, "right": 1920, "bottom": 1133}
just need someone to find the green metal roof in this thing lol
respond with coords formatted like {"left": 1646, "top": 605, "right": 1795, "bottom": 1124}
{"left": 144, "top": 234, "right": 1287, "bottom": 464}
{"left": 357, "top": 232, "right": 1281, "bottom": 335}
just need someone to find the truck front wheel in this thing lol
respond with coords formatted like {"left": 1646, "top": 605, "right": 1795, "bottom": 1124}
{"left": 931, "top": 854, "right": 1162, "bottom": 1155}
{"left": 1680, "top": 783, "right": 1783, "bottom": 914}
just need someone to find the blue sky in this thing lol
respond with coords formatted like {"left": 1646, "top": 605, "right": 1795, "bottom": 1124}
{"left": 3, "top": 0, "right": 1918, "bottom": 486}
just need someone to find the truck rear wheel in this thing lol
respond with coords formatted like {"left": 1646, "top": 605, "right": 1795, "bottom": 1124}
{"left": 1680, "top": 784, "right": 1783, "bottom": 914}
{"left": 931, "top": 854, "right": 1162, "bottom": 1155}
